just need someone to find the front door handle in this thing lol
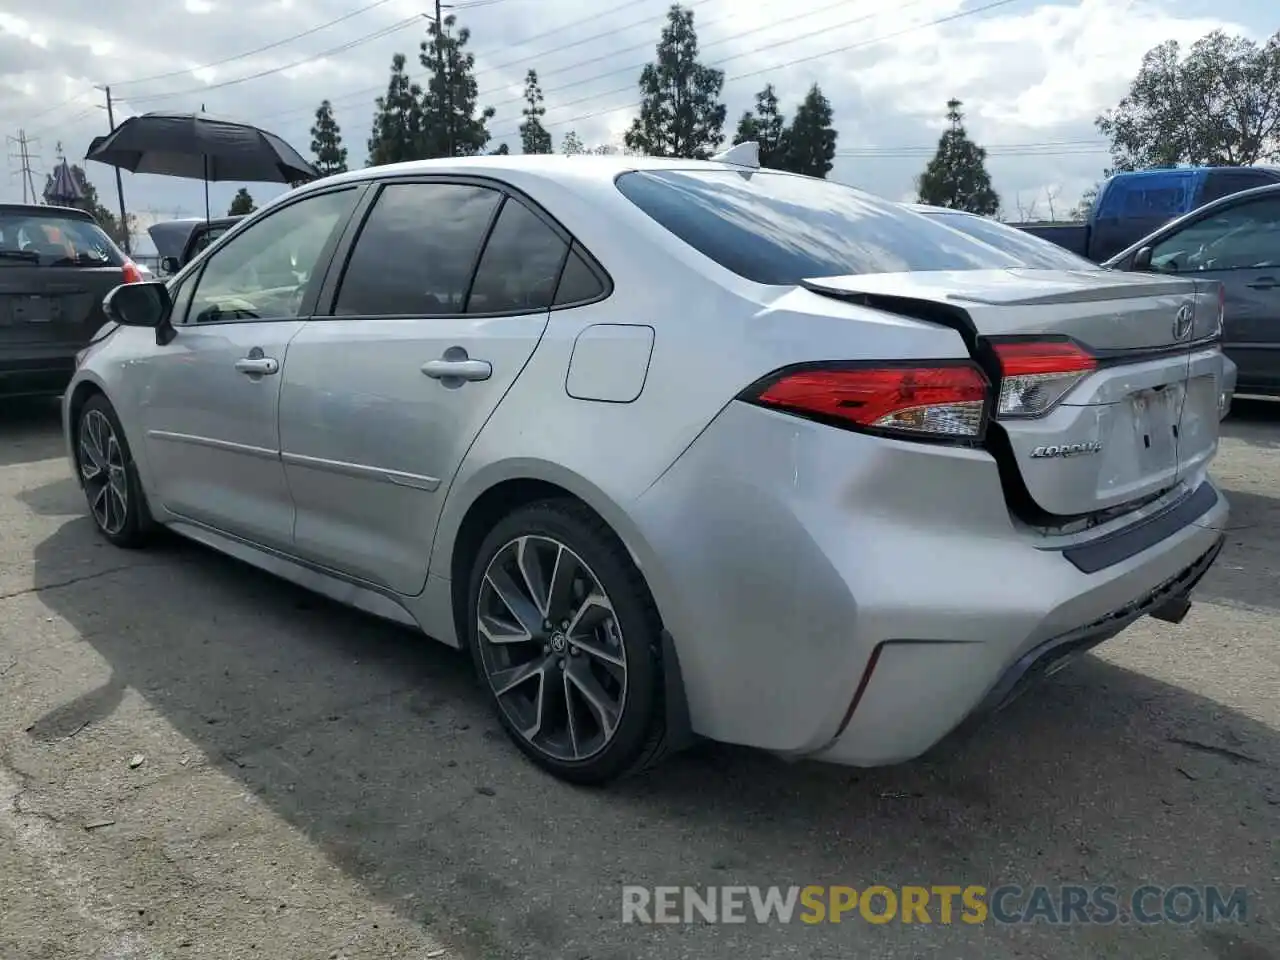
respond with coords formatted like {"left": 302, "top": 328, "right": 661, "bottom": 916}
{"left": 234, "top": 357, "right": 279, "bottom": 376}
{"left": 1246, "top": 276, "right": 1277, "bottom": 289}
{"left": 421, "top": 358, "right": 492, "bottom": 382}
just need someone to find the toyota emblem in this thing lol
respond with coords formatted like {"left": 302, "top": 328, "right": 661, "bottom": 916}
{"left": 1173, "top": 303, "right": 1195, "bottom": 340}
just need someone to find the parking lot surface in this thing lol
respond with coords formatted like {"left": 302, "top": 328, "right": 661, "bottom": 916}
{"left": 1, "top": 397, "right": 1277, "bottom": 960}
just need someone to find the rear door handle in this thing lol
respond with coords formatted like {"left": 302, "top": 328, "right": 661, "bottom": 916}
{"left": 421, "top": 358, "right": 492, "bottom": 382}
{"left": 1246, "top": 276, "right": 1278, "bottom": 289}
{"left": 234, "top": 357, "right": 279, "bottom": 376}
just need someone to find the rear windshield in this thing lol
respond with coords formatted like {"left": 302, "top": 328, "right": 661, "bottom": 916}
{"left": 919, "top": 210, "right": 1099, "bottom": 271}
{"left": 614, "top": 169, "right": 1020, "bottom": 285}
{"left": 0, "top": 211, "right": 124, "bottom": 267}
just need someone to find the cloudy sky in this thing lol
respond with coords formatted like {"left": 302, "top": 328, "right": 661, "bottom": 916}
{"left": 0, "top": 0, "right": 1269, "bottom": 244}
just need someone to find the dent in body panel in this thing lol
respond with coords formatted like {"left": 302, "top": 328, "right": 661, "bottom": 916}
{"left": 565, "top": 323, "right": 655, "bottom": 402}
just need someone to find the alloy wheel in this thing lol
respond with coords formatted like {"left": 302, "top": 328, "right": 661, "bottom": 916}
{"left": 78, "top": 408, "right": 129, "bottom": 536}
{"left": 476, "top": 535, "right": 629, "bottom": 762}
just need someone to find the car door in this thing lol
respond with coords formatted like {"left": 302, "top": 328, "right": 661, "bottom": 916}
{"left": 137, "top": 186, "right": 361, "bottom": 550}
{"left": 1147, "top": 195, "right": 1280, "bottom": 393}
{"left": 278, "top": 178, "right": 573, "bottom": 595}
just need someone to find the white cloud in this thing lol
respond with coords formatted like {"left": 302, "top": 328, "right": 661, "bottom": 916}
{"left": 0, "top": 0, "right": 1269, "bottom": 223}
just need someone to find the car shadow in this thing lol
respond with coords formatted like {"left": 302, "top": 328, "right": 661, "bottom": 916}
{"left": 24, "top": 487, "right": 1280, "bottom": 960}
{"left": 1222, "top": 397, "right": 1280, "bottom": 450}
{"left": 0, "top": 397, "right": 65, "bottom": 467}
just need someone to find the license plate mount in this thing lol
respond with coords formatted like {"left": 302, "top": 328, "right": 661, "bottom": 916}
{"left": 12, "top": 295, "right": 55, "bottom": 324}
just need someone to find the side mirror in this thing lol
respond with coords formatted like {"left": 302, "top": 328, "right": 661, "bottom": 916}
{"left": 103, "top": 280, "right": 171, "bottom": 329}
{"left": 1132, "top": 246, "right": 1154, "bottom": 271}
{"left": 159, "top": 255, "right": 181, "bottom": 275}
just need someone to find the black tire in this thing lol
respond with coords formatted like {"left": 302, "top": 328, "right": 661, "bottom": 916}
{"left": 74, "top": 393, "right": 155, "bottom": 549}
{"left": 466, "top": 498, "right": 670, "bottom": 785}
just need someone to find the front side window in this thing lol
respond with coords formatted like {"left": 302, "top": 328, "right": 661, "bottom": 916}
{"left": 1150, "top": 197, "right": 1280, "bottom": 273}
{"left": 185, "top": 189, "right": 356, "bottom": 324}
{"left": 334, "top": 182, "right": 502, "bottom": 317}
{"left": 615, "top": 170, "right": 1020, "bottom": 285}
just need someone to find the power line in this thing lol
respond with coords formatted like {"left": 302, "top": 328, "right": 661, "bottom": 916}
{"left": 488, "top": 0, "right": 1026, "bottom": 141}
{"left": 124, "top": 15, "right": 429, "bottom": 106}
{"left": 108, "top": 0, "right": 404, "bottom": 87}
{"left": 477, "top": 0, "right": 930, "bottom": 116}
{"left": 251, "top": 0, "right": 707, "bottom": 124}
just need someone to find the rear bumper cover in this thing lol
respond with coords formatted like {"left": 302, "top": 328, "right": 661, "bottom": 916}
{"left": 0, "top": 353, "right": 76, "bottom": 397}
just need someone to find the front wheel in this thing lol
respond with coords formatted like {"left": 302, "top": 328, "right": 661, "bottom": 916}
{"left": 467, "top": 500, "right": 669, "bottom": 785}
{"left": 75, "top": 394, "right": 153, "bottom": 548}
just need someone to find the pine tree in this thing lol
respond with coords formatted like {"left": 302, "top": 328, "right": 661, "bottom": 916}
{"left": 560, "top": 130, "right": 585, "bottom": 155}
{"left": 419, "top": 14, "right": 494, "bottom": 157}
{"left": 491, "top": 143, "right": 510, "bottom": 155}
{"left": 915, "top": 99, "right": 1000, "bottom": 216}
{"left": 367, "top": 53, "right": 424, "bottom": 166}
{"left": 310, "top": 99, "right": 348, "bottom": 176}
{"left": 624, "top": 4, "right": 726, "bottom": 159}
{"left": 733, "top": 84, "right": 788, "bottom": 168}
{"left": 519, "top": 69, "right": 553, "bottom": 155}
{"left": 783, "top": 84, "right": 837, "bottom": 178}
{"left": 228, "top": 188, "right": 256, "bottom": 216}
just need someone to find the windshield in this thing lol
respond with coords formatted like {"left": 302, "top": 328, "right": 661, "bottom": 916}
{"left": 0, "top": 211, "right": 124, "bottom": 267}
{"left": 615, "top": 169, "right": 1020, "bottom": 285}
{"left": 918, "top": 209, "right": 1099, "bottom": 271}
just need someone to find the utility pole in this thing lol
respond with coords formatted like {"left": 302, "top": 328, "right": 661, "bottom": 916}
{"left": 97, "top": 85, "right": 132, "bottom": 255}
{"left": 435, "top": 0, "right": 450, "bottom": 157}
{"left": 5, "top": 130, "right": 40, "bottom": 203}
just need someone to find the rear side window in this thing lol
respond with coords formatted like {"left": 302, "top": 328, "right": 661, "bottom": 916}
{"left": 615, "top": 170, "right": 1019, "bottom": 285}
{"left": 0, "top": 211, "right": 124, "bottom": 267}
{"left": 554, "top": 245, "right": 606, "bottom": 305}
{"left": 334, "top": 182, "right": 501, "bottom": 316}
{"left": 467, "top": 197, "right": 569, "bottom": 313}
{"left": 1097, "top": 173, "right": 1198, "bottom": 220}
{"left": 923, "top": 211, "right": 1098, "bottom": 271}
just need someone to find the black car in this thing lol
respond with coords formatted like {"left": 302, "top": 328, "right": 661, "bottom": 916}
{"left": 148, "top": 215, "right": 244, "bottom": 274}
{"left": 0, "top": 203, "right": 142, "bottom": 399}
{"left": 1105, "top": 182, "right": 1280, "bottom": 398}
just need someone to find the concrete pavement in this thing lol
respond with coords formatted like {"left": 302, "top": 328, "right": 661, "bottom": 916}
{"left": 1, "top": 396, "right": 1277, "bottom": 959}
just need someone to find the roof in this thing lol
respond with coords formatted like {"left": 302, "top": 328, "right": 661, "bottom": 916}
{"left": 904, "top": 202, "right": 968, "bottom": 215}
{"left": 0, "top": 202, "right": 95, "bottom": 220}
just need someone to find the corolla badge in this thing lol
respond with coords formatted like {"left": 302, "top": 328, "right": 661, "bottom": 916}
{"left": 1030, "top": 441, "right": 1103, "bottom": 459}
{"left": 1173, "top": 303, "right": 1195, "bottom": 341}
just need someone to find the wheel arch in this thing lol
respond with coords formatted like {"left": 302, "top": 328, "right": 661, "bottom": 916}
{"left": 436, "top": 459, "right": 695, "bottom": 753}
{"left": 65, "top": 376, "right": 109, "bottom": 488}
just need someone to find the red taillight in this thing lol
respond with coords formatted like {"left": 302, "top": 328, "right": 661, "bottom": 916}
{"left": 990, "top": 340, "right": 1096, "bottom": 418}
{"left": 745, "top": 363, "right": 990, "bottom": 440}
{"left": 121, "top": 260, "right": 143, "bottom": 284}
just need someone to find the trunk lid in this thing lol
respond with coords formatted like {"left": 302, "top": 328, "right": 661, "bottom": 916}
{"left": 803, "top": 268, "right": 1223, "bottom": 519}
{"left": 0, "top": 263, "right": 123, "bottom": 347}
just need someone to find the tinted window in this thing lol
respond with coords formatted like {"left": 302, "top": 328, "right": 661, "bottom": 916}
{"left": 1150, "top": 197, "right": 1280, "bottom": 273}
{"left": 1201, "top": 171, "right": 1279, "bottom": 204}
{"left": 0, "top": 211, "right": 123, "bottom": 267}
{"left": 921, "top": 210, "right": 1098, "bottom": 271}
{"left": 335, "top": 182, "right": 501, "bottom": 316}
{"left": 1097, "top": 173, "right": 1199, "bottom": 220}
{"left": 616, "top": 170, "right": 1019, "bottom": 285}
{"left": 466, "top": 197, "right": 569, "bottom": 313}
{"left": 186, "top": 189, "right": 356, "bottom": 324}
{"left": 555, "top": 245, "right": 606, "bottom": 305}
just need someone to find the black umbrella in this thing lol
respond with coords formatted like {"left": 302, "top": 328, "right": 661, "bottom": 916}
{"left": 85, "top": 111, "right": 320, "bottom": 220}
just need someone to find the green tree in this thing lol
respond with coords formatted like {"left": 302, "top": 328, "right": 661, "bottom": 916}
{"left": 783, "top": 83, "right": 837, "bottom": 177}
{"left": 45, "top": 163, "right": 135, "bottom": 247}
{"left": 228, "top": 188, "right": 256, "bottom": 216}
{"left": 733, "top": 84, "right": 788, "bottom": 168}
{"left": 310, "top": 99, "right": 348, "bottom": 176}
{"left": 560, "top": 130, "right": 585, "bottom": 155}
{"left": 419, "top": 14, "right": 494, "bottom": 157}
{"left": 490, "top": 142, "right": 510, "bottom": 155}
{"left": 915, "top": 98, "right": 999, "bottom": 216}
{"left": 624, "top": 4, "right": 726, "bottom": 159}
{"left": 367, "top": 53, "right": 424, "bottom": 165}
{"left": 519, "top": 69, "right": 553, "bottom": 155}
{"left": 1097, "top": 30, "right": 1280, "bottom": 169}
{"left": 1068, "top": 182, "right": 1101, "bottom": 221}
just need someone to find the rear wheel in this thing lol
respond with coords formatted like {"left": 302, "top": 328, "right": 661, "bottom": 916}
{"left": 75, "top": 394, "right": 153, "bottom": 548}
{"left": 467, "top": 500, "right": 668, "bottom": 784}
